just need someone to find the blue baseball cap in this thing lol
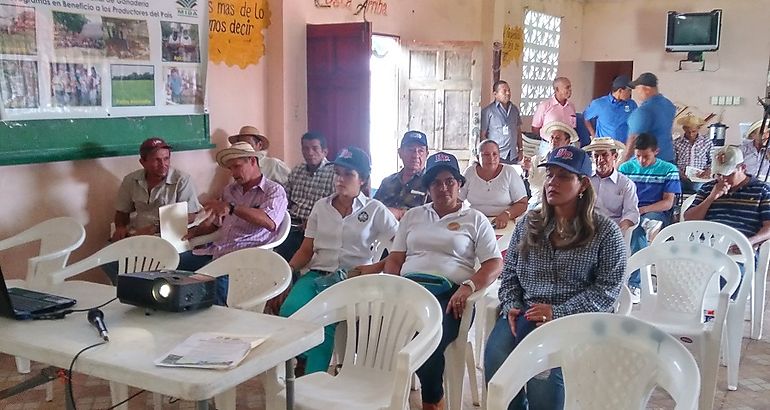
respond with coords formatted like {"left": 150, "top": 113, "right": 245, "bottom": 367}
{"left": 538, "top": 146, "right": 592, "bottom": 177}
{"left": 400, "top": 130, "right": 428, "bottom": 148}
{"left": 332, "top": 146, "right": 371, "bottom": 178}
{"left": 423, "top": 151, "right": 465, "bottom": 189}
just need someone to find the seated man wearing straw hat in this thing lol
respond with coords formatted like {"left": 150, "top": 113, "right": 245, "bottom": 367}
{"left": 673, "top": 114, "right": 713, "bottom": 194}
{"left": 740, "top": 119, "right": 770, "bottom": 182}
{"left": 181, "top": 142, "right": 288, "bottom": 304}
{"left": 522, "top": 121, "right": 579, "bottom": 204}
{"left": 228, "top": 125, "right": 291, "bottom": 185}
{"left": 584, "top": 137, "right": 640, "bottom": 235}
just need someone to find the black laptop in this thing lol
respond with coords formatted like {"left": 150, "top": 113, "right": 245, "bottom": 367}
{"left": 0, "top": 267, "right": 77, "bottom": 320}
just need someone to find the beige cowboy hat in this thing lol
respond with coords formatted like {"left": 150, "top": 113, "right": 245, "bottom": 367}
{"left": 543, "top": 121, "right": 579, "bottom": 144}
{"left": 676, "top": 114, "right": 705, "bottom": 129}
{"left": 745, "top": 119, "right": 770, "bottom": 139}
{"left": 228, "top": 125, "right": 270, "bottom": 150}
{"left": 216, "top": 141, "right": 259, "bottom": 168}
{"left": 582, "top": 137, "right": 626, "bottom": 153}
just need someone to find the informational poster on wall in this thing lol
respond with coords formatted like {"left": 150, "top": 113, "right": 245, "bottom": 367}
{"left": 0, "top": 0, "right": 207, "bottom": 121}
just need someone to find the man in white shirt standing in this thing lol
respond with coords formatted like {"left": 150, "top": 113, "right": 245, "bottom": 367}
{"left": 583, "top": 137, "right": 640, "bottom": 235}
{"left": 228, "top": 125, "right": 291, "bottom": 185}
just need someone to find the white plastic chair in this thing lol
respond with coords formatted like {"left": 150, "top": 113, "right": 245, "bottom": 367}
{"left": 44, "top": 235, "right": 180, "bottom": 285}
{"left": 755, "top": 240, "right": 770, "bottom": 339}
{"left": 486, "top": 313, "right": 700, "bottom": 410}
{"left": 0, "top": 216, "right": 86, "bottom": 401}
{"left": 653, "top": 220, "right": 754, "bottom": 390}
{"left": 262, "top": 274, "right": 443, "bottom": 410}
{"left": 480, "top": 283, "right": 631, "bottom": 408}
{"left": 629, "top": 241, "right": 740, "bottom": 410}
{"left": 0, "top": 217, "right": 86, "bottom": 284}
{"left": 680, "top": 194, "right": 697, "bottom": 222}
{"left": 258, "top": 210, "right": 292, "bottom": 250}
{"left": 444, "top": 285, "right": 487, "bottom": 410}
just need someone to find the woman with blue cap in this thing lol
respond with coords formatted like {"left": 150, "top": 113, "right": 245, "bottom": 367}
{"left": 384, "top": 151, "right": 503, "bottom": 410}
{"left": 277, "top": 146, "right": 398, "bottom": 374}
{"left": 484, "top": 145, "right": 626, "bottom": 409}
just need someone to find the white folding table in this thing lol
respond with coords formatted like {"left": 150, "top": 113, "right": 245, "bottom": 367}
{"left": 0, "top": 280, "right": 323, "bottom": 409}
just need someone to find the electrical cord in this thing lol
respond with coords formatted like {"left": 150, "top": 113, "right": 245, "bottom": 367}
{"left": 31, "top": 298, "right": 118, "bottom": 320}
{"left": 67, "top": 341, "right": 107, "bottom": 410}
{"left": 102, "top": 389, "right": 145, "bottom": 410}
{"left": 70, "top": 297, "right": 118, "bottom": 312}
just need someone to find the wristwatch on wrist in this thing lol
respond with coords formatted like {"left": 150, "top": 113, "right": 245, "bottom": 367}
{"left": 461, "top": 279, "right": 477, "bottom": 293}
{"left": 228, "top": 202, "right": 236, "bottom": 215}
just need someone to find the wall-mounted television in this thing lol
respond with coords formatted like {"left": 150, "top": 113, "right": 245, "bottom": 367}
{"left": 665, "top": 9, "right": 722, "bottom": 52}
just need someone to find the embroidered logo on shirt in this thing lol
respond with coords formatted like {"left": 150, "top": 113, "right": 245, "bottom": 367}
{"left": 624, "top": 105, "right": 631, "bottom": 113}
{"left": 447, "top": 222, "right": 460, "bottom": 231}
{"left": 357, "top": 211, "right": 369, "bottom": 222}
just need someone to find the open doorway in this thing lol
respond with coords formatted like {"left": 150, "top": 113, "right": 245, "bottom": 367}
{"left": 592, "top": 61, "right": 633, "bottom": 99}
{"left": 369, "top": 34, "right": 401, "bottom": 190}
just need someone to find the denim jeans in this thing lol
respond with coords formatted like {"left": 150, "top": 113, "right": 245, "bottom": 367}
{"left": 416, "top": 285, "right": 463, "bottom": 404}
{"left": 178, "top": 251, "right": 228, "bottom": 306}
{"left": 484, "top": 313, "right": 564, "bottom": 410}
{"left": 628, "top": 210, "right": 672, "bottom": 288}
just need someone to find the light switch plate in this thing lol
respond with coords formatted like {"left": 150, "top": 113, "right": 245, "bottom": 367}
{"left": 725, "top": 96, "right": 734, "bottom": 105}
{"left": 717, "top": 96, "right": 726, "bottom": 105}
{"left": 733, "top": 96, "right": 742, "bottom": 105}
{"left": 711, "top": 96, "right": 719, "bottom": 105}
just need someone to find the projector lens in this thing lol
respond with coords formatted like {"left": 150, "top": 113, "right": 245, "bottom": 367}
{"left": 153, "top": 280, "right": 172, "bottom": 300}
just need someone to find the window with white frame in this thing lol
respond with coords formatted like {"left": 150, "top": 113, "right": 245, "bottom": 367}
{"left": 520, "top": 10, "right": 562, "bottom": 116}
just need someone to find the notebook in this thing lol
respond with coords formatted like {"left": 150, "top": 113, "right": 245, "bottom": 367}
{"left": 0, "top": 267, "right": 77, "bottom": 320}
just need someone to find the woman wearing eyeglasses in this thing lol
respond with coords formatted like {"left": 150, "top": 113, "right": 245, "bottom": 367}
{"left": 384, "top": 151, "right": 503, "bottom": 410}
{"left": 484, "top": 145, "right": 626, "bottom": 410}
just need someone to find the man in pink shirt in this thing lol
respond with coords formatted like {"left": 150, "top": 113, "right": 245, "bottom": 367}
{"left": 531, "top": 77, "right": 577, "bottom": 142}
{"left": 181, "top": 142, "right": 288, "bottom": 305}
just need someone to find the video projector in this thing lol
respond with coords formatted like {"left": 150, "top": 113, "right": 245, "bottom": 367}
{"left": 117, "top": 270, "right": 216, "bottom": 312}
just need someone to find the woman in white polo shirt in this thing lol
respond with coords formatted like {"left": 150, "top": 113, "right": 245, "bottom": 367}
{"left": 461, "top": 139, "right": 528, "bottom": 228}
{"left": 278, "top": 146, "right": 398, "bottom": 374}
{"left": 384, "top": 152, "right": 503, "bottom": 410}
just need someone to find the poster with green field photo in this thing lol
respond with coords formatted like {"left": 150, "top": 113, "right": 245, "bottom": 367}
{"left": 111, "top": 64, "right": 153, "bottom": 107}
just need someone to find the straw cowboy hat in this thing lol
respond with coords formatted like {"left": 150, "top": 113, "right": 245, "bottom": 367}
{"left": 745, "top": 119, "right": 770, "bottom": 139}
{"left": 228, "top": 125, "right": 270, "bottom": 150}
{"left": 582, "top": 137, "right": 626, "bottom": 153}
{"left": 543, "top": 121, "right": 579, "bottom": 144}
{"left": 676, "top": 114, "right": 705, "bottom": 129}
{"left": 216, "top": 141, "right": 259, "bottom": 167}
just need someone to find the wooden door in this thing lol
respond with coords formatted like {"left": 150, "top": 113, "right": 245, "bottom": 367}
{"left": 592, "top": 61, "right": 633, "bottom": 99}
{"left": 307, "top": 22, "right": 372, "bottom": 158}
{"left": 399, "top": 43, "right": 482, "bottom": 170}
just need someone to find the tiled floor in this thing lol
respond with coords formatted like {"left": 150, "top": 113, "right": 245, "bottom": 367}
{"left": 3, "top": 308, "right": 770, "bottom": 409}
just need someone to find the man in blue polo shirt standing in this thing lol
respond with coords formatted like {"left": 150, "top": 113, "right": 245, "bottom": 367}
{"left": 623, "top": 72, "right": 676, "bottom": 163}
{"left": 619, "top": 133, "right": 681, "bottom": 299}
{"left": 583, "top": 75, "right": 637, "bottom": 144}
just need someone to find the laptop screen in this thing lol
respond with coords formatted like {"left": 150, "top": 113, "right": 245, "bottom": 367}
{"left": 0, "top": 266, "right": 21, "bottom": 319}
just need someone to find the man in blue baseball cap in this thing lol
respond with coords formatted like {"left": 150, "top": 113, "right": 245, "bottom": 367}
{"left": 583, "top": 75, "right": 638, "bottom": 144}
{"left": 375, "top": 130, "right": 430, "bottom": 219}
